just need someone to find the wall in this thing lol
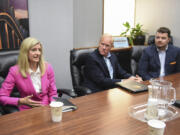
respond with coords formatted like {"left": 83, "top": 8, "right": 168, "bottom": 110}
{"left": 28, "top": 0, "right": 102, "bottom": 89}
{"left": 135, "top": 0, "right": 180, "bottom": 46}
{"left": 73, "top": 0, "right": 103, "bottom": 48}
{"left": 28, "top": 0, "right": 73, "bottom": 89}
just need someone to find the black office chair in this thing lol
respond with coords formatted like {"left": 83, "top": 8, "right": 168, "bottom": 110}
{"left": 70, "top": 48, "right": 96, "bottom": 97}
{"left": 148, "top": 35, "right": 173, "bottom": 45}
{"left": 0, "top": 105, "right": 4, "bottom": 116}
{"left": 130, "top": 46, "right": 147, "bottom": 75}
{"left": 0, "top": 50, "right": 76, "bottom": 115}
{"left": 0, "top": 77, "right": 5, "bottom": 116}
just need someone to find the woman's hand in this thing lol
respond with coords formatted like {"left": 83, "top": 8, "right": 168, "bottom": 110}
{"left": 18, "top": 95, "right": 43, "bottom": 107}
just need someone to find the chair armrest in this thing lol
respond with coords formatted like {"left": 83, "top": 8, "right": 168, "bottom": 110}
{"left": 2, "top": 105, "right": 19, "bottom": 114}
{"left": 0, "top": 77, "right": 4, "bottom": 88}
{"left": 0, "top": 105, "right": 5, "bottom": 115}
{"left": 74, "top": 86, "right": 93, "bottom": 96}
{"left": 57, "top": 88, "right": 77, "bottom": 98}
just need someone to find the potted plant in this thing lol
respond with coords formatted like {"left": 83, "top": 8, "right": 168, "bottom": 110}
{"left": 120, "top": 22, "right": 145, "bottom": 45}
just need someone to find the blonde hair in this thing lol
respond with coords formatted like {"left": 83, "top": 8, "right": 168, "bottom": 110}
{"left": 18, "top": 37, "right": 46, "bottom": 78}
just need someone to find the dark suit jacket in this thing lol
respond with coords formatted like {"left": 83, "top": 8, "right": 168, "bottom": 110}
{"left": 138, "top": 45, "right": 180, "bottom": 80}
{"left": 82, "top": 49, "right": 131, "bottom": 92}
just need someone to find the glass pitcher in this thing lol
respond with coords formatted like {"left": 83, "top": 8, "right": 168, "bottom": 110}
{"left": 150, "top": 79, "right": 176, "bottom": 107}
{"left": 149, "top": 79, "right": 176, "bottom": 117}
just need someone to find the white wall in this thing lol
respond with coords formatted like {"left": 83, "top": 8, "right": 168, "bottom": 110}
{"left": 28, "top": 0, "right": 102, "bottom": 89}
{"left": 73, "top": 0, "right": 103, "bottom": 48}
{"left": 28, "top": 0, "right": 73, "bottom": 89}
{"left": 135, "top": 0, "right": 180, "bottom": 46}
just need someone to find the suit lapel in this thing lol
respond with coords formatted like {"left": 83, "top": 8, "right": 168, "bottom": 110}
{"left": 153, "top": 48, "right": 160, "bottom": 67}
{"left": 99, "top": 56, "right": 110, "bottom": 77}
{"left": 41, "top": 74, "right": 46, "bottom": 94}
{"left": 94, "top": 50, "right": 110, "bottom": 77}
{"left": 164, "top": 46, "right": 172, "bottom": 72}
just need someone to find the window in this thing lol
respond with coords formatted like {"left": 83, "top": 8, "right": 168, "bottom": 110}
{"left": 103, "top": 0, "right": 135, "bottom": 36}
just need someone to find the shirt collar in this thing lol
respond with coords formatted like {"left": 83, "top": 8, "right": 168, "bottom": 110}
{"left": 104, "top": 52, "right": 111, "bottom": 59}
{"left": 157, "top": 45, "right": 168, "bottom": 52}
{"left": 29, "top": 66, "right": 41, "bottom": 75}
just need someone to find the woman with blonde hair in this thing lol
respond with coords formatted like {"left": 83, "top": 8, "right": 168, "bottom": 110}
{"left": 0, "top": 37, "right": 58, "bottom": 111}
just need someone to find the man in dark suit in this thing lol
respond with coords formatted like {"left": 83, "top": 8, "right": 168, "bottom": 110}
{"left": 138, "top": 27, "right": 180, "bottom": 80}
{"left": 82, "top": 34, "right": 142, "bottom": 93}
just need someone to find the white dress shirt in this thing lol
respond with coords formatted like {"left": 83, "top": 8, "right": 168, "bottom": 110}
{"left": 157, "top": 46, "right": 168, "bottom": 77}
{"left": 29, "top": 67, "right": 42, "bottom": 93}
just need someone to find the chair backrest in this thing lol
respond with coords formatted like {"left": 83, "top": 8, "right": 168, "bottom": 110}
{"left": 0, "top": 50, "right": 19, "bottom": 78}
{"left": 131, "top": 46, "right": 147, "bottom": 75}
{"left": 0, "top": 50, "right": 20, "bottom": 97}
{"left": 148, "top": 35, "right": 173, "bottom": 45}
{"left": 70, "top": 48, "right": 96, "bottom": 90}
{"left": 113, "top": 48, "right": 132, "bottom": 73}
{"left": 0, "top": 50, "right": 20, "bottom": 114}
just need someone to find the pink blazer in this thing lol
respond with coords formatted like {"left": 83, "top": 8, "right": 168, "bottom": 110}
{"left": 0, "top": 63, "right": 58, "bottom": 111}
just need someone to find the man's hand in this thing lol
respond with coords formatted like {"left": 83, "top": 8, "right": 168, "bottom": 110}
{"left": 18, "top": 95, "right": 43, "bottom": 107}
{"left": 127, "top": 75, "right": 142, "bottom": 82}
{"left": 134, "top": 75, "right": 143, "bottom": 82}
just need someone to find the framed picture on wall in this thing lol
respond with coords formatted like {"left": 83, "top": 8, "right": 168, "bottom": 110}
{"left": 113, "top": 36, "right": 129, "bottom": 48}
{"left": 0, "top": 0, "right": 29, "bottom": 50}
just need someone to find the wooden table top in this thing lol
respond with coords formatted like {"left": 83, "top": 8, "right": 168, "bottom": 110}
{"left": 0, "top": 73, "right": 180, "bottom": 135}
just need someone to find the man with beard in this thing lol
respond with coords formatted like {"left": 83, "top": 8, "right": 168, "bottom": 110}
{"left": 138, "top": 27, "right": 180, "bottom": 80}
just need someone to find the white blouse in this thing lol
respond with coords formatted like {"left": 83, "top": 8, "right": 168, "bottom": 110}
{"left": 29, "top": 67, "right": 42, "bottom": 93}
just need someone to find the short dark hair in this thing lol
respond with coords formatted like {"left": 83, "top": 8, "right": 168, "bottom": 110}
{"left": 156, "top": 27, "right": 171, "bottom": 37}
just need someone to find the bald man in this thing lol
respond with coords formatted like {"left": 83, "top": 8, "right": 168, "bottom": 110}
{"left": 82, "top": 34, "right": 141, "bottom": 93}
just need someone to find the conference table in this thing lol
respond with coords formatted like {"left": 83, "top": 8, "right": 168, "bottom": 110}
{"left": 0, "top": 73, "right": 180, "bottom": 135}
